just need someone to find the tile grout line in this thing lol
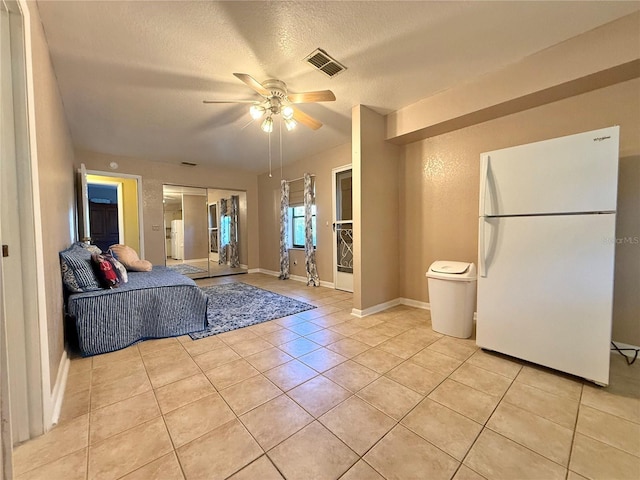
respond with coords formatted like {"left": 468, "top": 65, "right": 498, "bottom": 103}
{"left": 565, "top": 383, "right": 586, "bottom": 479}
{"left": 47, "top": 276, "right": 637, "bottom": 479}
{"left": 454, "top": 366, "right": 519, "bottom": 477}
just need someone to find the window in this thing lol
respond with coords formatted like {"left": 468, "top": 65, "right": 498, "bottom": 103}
{"left": 220, "top": 215, "right": 231, "bottom": 247}
{"left": 289, "top": 205, "right": 316, "bottom": 248}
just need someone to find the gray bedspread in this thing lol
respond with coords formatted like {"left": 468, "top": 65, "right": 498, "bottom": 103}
{"left": 67, "top": 266, "right": 207, "bottom": 356}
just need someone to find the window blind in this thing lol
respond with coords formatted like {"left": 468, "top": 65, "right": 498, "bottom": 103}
{"left": 288, "top": 178, "right": 306, "bottom": 207}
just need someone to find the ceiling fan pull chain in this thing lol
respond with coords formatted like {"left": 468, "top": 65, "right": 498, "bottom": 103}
{"left": 268, "top": 130, "right": 272, "bottom": 178}
{"left": 280, "top": 119, "right": 283, "bottom": 180}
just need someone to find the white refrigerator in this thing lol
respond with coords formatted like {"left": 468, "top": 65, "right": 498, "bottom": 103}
{"left": 170, "top": 219, "right": 184, "bottom": 260}
{"left": 477, "top": 126, "right": 619, "bottom": 386}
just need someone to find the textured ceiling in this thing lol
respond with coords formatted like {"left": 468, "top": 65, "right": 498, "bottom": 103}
{"left": 36, "top": 1, "right": 639, "bottom": 173}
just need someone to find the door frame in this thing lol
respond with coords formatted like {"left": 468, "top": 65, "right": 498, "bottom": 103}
{"left": 87, "top": 178, "right": 125, "bottom": 245}
{"left": 83, "top": 169, "right": 145, "bottom": 258}
{"left": 1, "top": 0, "right": 52, "bottom": 447}
{"left": 332, "top": 164, "right": 353, "bottom": 292}
{"left": 0, "top": 3, "right": 14, "bottom": 470}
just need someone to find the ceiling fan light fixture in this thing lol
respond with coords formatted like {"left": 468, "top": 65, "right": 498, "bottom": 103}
{"left": 284, "top": 118, "right": 297, "bottom": 131}
{"left": 281, "top": 105, "right": 294, "bottom": 120}
{"left": 261, "top": 116, "right": 274, "bottom": 133}
{"left": 250, "top": 105, "right": 265, "bottom": 119}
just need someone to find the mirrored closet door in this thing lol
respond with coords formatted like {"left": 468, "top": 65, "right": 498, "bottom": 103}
{"left": 163, "top": 185, "right": 248, "bottom": 278}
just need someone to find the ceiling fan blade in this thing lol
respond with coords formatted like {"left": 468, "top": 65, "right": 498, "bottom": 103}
{"left": 287, "top": 90, "right": 336, "bottom": 104}
{"left": 292, "top": 106, "right": 322, "bottom": 130}
{"left": 203, "top": 100, "right": 259, "bottom": 104}
{"left": 233, "top": 73, "right": 270, "bottom": 97}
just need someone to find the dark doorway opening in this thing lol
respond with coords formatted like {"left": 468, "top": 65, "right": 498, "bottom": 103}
{"left": 88, "top": 184, "right": 119, "bottom": 252}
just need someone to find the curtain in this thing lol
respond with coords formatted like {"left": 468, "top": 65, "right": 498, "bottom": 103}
{"left": 304, "top": 173, "right": 320, "bottom": 286}
{"left": 218, "top": 198, "right": 228, "bottom": 265}
{"left": 279, "top": 179, "right": 290, "bottom": 280}
{"left": 229, "top": 195, "right": 240, "bottom": 268}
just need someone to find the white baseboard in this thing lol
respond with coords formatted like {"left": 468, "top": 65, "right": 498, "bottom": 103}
{"left": 258, "top": 268, "right": 279, "bottom": 277}
{"left": 352, "top": 298, "right": 401, "bottom": 318}
{"left": 354, "top": 296, "right": 478, "bottom": 321}
{"left": 240, "top": 264, "right": 249, "bottom": 270}
{"left": 289, "top": 273, "right": 308, "bottom": 284}
{"left": 399, "top": 298, "right": 430, "bottom": 310}
{"left": 50, "top": 349, "right": 70, "bottom": 426}
{"left": 256, "top": 269, "right": 334, "bottom": 288}
{"left": 247, "top": 268, "right": 261, "bottom": 274}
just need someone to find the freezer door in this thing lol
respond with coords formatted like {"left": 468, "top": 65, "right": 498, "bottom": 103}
{"left": 479, "top": 126, "right": 619, "bottom": 216}
{"left": 477, "top": 214, "right": 615, "bottom": 385}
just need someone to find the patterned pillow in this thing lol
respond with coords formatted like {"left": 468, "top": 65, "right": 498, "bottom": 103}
{"left": 59, "top": 243, "right": 102, "bottom": 292}
{"left": 91, "top": 253, "right": 120, "bottom": 288}
{"left": 104, "top": 251, "right": 128, "bottom": 283}
{"left": 81, "top": 244, "right": 102, "bottom": 255}
{"left": 109, "top": 244, "right": 152, "bottom": 272}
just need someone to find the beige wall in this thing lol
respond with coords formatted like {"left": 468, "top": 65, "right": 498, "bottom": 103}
{"left": 75, "top": 149, "right": 259, "bottom": 268}
{"left": 613, "top": 155, "right": 640, "bottom": 345}
{"left": 387, "top": 12, "right": 640, "bottom": 144}
{"left": 353, "top": 106, "right": 401, "bottom": 311}
{"left": 29, "top": 3, "right": 76, "bottom": 388}
{"left": 399, "top": 78, "right": 640, "bottom": 346}
{"left": 257, "top": 143, "right": 351, "bottom": 281}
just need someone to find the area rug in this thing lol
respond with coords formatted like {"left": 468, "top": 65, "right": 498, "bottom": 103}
{"left": 190, "top": 282, "right": 316, "bottom": 339}
{"left": 167, "top": 263, "right": 207, "bottom": 275}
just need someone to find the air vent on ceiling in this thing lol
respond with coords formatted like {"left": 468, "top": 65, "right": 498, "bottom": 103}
{"left": 304, "top": 48, "right": 346, "bottom": 78}
{"left": 181, "top": 161, "right": 197, "bottom": 167}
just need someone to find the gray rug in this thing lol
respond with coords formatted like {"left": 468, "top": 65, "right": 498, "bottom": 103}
{"left": 167, "top": 263, "right": 207, "bottom": 275}
{"left": 190, "top": 282, "right": 316, "bottom": 339}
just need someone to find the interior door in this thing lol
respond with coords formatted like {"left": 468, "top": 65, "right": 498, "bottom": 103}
{"left": 89, "top": 202, "right": 119, "bottom": 252}
{"left": 333, "top": 166, "right": 353, "bottom": 292}
{"left": 0, "top": 4, "right": 14, "bottom": 461}
{"left": 1, "top": 0, "right": 43, "bottom": 443}
{"left": 1, "top": 1, "right": 28, "bottom": 443}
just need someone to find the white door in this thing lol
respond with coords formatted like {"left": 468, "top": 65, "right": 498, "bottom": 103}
{"left": 0, "top": 4, "right": 14, "bottom": 464}
{"left": 480, "top": 126, "right": 619, "bottom": 216}
{"left": 1, "top": 0, "right": 44, "bottom": 442}
{"left": 477, "top": 213, "right": 616, "bottom": 385}
{"left": 332, "top": 166, "right": 353, "bottom": 292}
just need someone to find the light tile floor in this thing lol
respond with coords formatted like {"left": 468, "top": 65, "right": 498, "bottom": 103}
{"left": 13, "top": 274, "right": 640, "bottom": 479}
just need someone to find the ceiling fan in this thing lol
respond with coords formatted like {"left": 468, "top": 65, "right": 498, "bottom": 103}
{"left": 203, "top": 73, "right": 335, "bottom": 132}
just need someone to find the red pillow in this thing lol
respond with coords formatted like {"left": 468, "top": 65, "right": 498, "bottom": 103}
{"left": 91, "top": 253, "right": 120, "bottom": 289}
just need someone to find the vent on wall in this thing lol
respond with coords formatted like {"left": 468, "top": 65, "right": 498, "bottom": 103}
{"left": 304, "top": 48, "right": 346, "bottom": 78}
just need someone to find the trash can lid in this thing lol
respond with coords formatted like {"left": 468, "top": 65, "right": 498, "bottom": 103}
{"left": 426, "top": 261, "right": 477, "bottom": 281}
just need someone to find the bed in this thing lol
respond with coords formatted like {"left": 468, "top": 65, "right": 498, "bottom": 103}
{"left": 66, "top": 266, "right": 208, "bottom": 356}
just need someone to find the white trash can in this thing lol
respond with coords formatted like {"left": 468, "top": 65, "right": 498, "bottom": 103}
{"left": 426, "top": 261, "right": 477, "bottom": 338}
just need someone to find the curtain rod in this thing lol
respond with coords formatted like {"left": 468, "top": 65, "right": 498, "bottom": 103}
{"left": 285, "top": 174, "right": 315, "bottom": 183}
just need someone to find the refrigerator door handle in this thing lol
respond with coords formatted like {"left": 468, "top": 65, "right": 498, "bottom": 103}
{"left": 479, "top": 155, "right": 490, "bottom": 216}
{"left": 479, "top": 217, "right": 487, "bottom": 277}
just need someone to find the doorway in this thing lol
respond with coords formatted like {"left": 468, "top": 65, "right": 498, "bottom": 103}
{"left": 87, "top": 183, "right": 121, "bottom": 252}
{"left": 333, "top": 166, "right": 353, "bottom": 292}
{"left": 78, "top": 167, "right": 144, "bottom": 257}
